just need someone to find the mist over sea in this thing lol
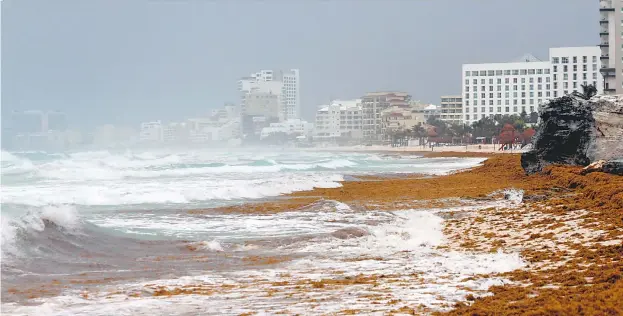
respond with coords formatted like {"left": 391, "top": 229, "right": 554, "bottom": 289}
{"left": 1, "top": 148, "right": 525, "bottom": 315}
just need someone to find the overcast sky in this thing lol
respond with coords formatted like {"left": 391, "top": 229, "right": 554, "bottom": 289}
{"left": 2, "top": 0, "right": 598, "bottom": 129}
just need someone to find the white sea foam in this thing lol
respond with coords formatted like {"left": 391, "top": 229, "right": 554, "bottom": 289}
{"left": 1, "top": 207, "right": 525, "bottom": 315}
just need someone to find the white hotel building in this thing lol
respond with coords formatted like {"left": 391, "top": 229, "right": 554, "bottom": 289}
{"left": 462, "top": 47, "right": 603, "bottom": 125}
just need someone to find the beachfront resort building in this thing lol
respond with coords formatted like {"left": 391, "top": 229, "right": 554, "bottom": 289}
{"left": 599, "top": 0, "right": 623, "bottom": 94}
{"left": 314, "top": 99, "right": 363, "bottom": 139}
{"left": 439, "top": 96, "right": 463, "bottom": 125}
{"left": 260, "top": 119, "right": 314, "bottom": 140}
{"left": 361, "top": 92, "right": 411, "bottom": 140}
{"left": 461, "top": 46, "right": 603, "bottom": 125}
{"left": 380, "top": 106, "right": 426, "bottom": 138}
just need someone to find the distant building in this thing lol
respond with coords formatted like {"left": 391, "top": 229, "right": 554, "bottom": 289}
{"left": 361, "top": 92, "right": 411, "bottom": 140}
{"left": 139, "top": 121, "right": 163, "bottom": 143}
{"left": 599, "top": 0, "right": 622, "bottom": 94}
{"left": 439, "top": 96, "right": 463, "bottom": 125}
{"left": 381, "top": 105, "right": 426, "bottom": 139}
{"left": 461, "top": 47, "right": 602, "bottom": 125}
{"left": 238, "top": 69, "right": 300, "bottom": 121}
{"left": 260, "top": 119, "right": 313, "bottom": 139}
{"left": 162, "top": 122, "right": 189, "bottom": 143}
{"left": 314, "top": 99, "right": 363, "bottom": 139}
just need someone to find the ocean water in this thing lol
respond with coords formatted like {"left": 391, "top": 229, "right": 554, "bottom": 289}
{"left": 0, "top": 148, "right": 524, "bottom": 315}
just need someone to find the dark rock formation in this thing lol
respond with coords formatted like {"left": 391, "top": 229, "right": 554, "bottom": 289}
{"left": 521, "top": 96, "right": 595, "bottom": 174}
{"left": 521, "top": 95, "right": 623, "bottom": 175}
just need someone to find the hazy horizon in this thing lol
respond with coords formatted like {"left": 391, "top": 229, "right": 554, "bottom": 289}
{"left": 2, "top": 0, "right": 598, "bottom": 129}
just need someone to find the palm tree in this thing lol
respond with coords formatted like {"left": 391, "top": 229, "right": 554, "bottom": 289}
{"left": 573, "top": 83, "right": 598, "bottom": 100}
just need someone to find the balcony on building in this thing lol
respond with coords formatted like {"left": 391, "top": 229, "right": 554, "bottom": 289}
{"left": 599, "top": 16, "right": 609, "bottom": 23}
{"left": 600, "top": 66, "right": 616, "bottom": 77}
{"left": 600, "top": 54, "right": 610, "bottom": 60}
{"left": 600, "top": 0, "right": 614, "bottom": 11}
{"left": 599, "top": 41, "right": 609, "bottom": 47}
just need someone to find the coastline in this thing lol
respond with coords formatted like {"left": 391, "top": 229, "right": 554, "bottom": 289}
{"left": 192, "top": 152, "right": 623, "bottom": 314}
{"left": 4, "top": 152, "right": 621, "bottom": 314}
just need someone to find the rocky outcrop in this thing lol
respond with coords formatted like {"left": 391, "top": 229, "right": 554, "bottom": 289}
{"left": 521, "top": 95, "right": 623, "bottom": 175}
{"left": 589, "top": 95, "right": 623, "bottom": 162}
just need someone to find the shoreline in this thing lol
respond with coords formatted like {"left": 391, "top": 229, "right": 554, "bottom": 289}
{"left": 191, "top": 152, "right": 623, "bottom": 314}
{"left": 4, "top": 152, "right": 621, "bottom": 314}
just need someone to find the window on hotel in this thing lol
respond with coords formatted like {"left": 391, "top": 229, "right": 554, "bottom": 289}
{"left": 583, "top": 56, "right": 587, "bottom": 63}
{"left": 563, "top": 65, "right": 568, "bottom": 72}
{"left": 564, "top": 82, "right": 568, "bottom": 88}
{"left": 522, "top": 92, "right": 526, "bottom": 98}
{"left": 489, "top": 101, "right": 493, "bottom": 106}
{"left": 562, "top": 57, "right": 569, "bottom": 63}
{"left": 504, "top": 70, "right": 511, "bottom": 75}
{"left": 583, "top": 73, "right": 587, "bottom": 80}
{"left": 473, "top": 93, "right": 477, "bottom": 99}
{"left": 489, "top": 93, "right": 494, "bottom": 98}
{"left": 513, "top": 100, "right": 518, "bottom": 105}
{"left": 481, "top": 79, "right": 486, "bottom": 84}
{"left": 505, "top": 106, "right": 510, "bottom": 112}
{"left": 552, "top": 57, "right": 560, "bottom": 64}
{"left": 513, "top": 106, "right": 518, "bottom": 112}
{"left": 573, "top": 82, "right": 577, "bottom": 88}
{"left": 573, "top": 56, "right": 577, "bottom": 63}
{"left": 497, "top": 92, "right": 502, "bottom": 98}
{"left": 554, "top": 91, "right": 558, "bottom": 97}
{"left": 513, "top": 85, "right": 518, "bottom": 90}
{"left": 505, "top": 85, "right": 510, "bottom": 91}
{"left": 481, "top": 93, "right": 486, "bottom": 98}
{"left": 593, "top": 56, "right": 597, "bottom": 63}
{"left": 497, "top": 85, "right": 501, "bottom": 91}
{"left": 465, "top": 71, "right": 470, "bottom": 77}
{"left": 513, "top": 70, "right": 519, "bottom": 75}
{"left": 505, "top": 100, "right": 510, "bottom": 106}
{"left": 481, "top": 85, "right": 486, "bottom": 91}
{"left": 573, "top": 65, "right": 578, "bottom": 71}
{"left": 538, "top": 84, "right": 542, "bottom": 90}
{"left": 545, "top": 69, "right": 551, "bottom": 74}
{"left": 466, "top": 115, "right": 470, "bottom": 120}
{"left": 528, "top": 69, "right": 535, "bottom": 75}
{"left": 530, "top": 92, "right": 534, "bottom": 97}
{"left": 537, "top": 69, "right": 543, "bottom": 74}
{"left": 489, "top": 79, "right": 494, "bottom": 84}
{"left": 496, "top": 70, "right": 503, "bottom": 75}
{"left": 538, "top": 91, "right": 543, "bottom": 97}
{"left": 520, "top": 69, "right": 527, "bottom": 75}
{"left": 479, "top": 71, "right": 486, "bottom": 76}
{"left": 481, "top": 100, "right": 485, "bottom": 105}
{"left": 554, "top": 74, "right": 558, "bottom": 80}
{"left": 546, "top": 91, "right": 551, "bottom": 97}
{"left": 497, "top": 101, "right": 501, "bottom": 106}
{"left": 593, "top": 72, "right": 597, "bottom": 79}
{"left": 505, "top": 92, "right": 510, "bottom": 98}
{"left": 553, "top": 65, "right": 558, "bottom": 72}
{"left": 583, "top": 65, "right": 587, "bottom": 71}
{"left": 489, "top": 86, "right": 494, "bottom": 91}
{"left": 472, "top": 71, "right": 478, "bottom": 76}
{"left": 573, "top": 74, "right": 577, "bottom": 80}
{"left": 474, "top": 107, "right": 478, "bottom": 112}
{"left": 514, "top": 92, "right": 518, "bottom": 97}
{"left": 481, "top": 107, "right": 486, "bottom": 112}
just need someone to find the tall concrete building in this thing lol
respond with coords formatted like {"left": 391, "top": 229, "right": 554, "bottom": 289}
{"left": 314, "top": 99, "right": 363, "bottom": 139}
{"left": 238, "top": 69, "right": 300, "bottom": 120}
{"left": 439, "top": 96, "right": 463, "bottom": 125}
{"left": 361, "top": 92, "right": 410, "bottom": 140}
{"left": 599, "top": 0, "right": 623, "bottom": 94}
{"left": 462, "top": 47, "right": 603, "bottom": 125}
